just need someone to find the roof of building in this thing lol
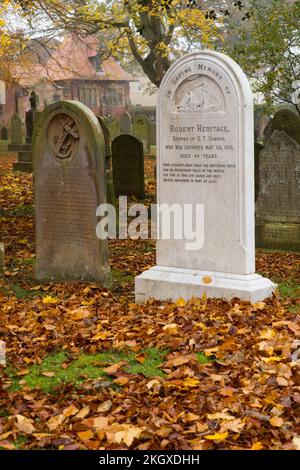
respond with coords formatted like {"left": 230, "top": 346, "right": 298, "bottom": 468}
{"left": 14, "top": 34, "right": 133, "bottom": 86}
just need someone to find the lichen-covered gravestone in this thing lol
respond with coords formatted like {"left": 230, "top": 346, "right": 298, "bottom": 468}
{"left": 97, "top": 116, "right": 116, "bottom": 207}
{"left": 97, "top": 116, "right": 111, "bottom": 169}
{"left": 120, "top": 112, "right": 132, "bottom": 135}
{"left": 33, "top": 101, "right": 111, "bottom": 283}
{"left": 272, "top": 109, "right": 300, "bottom": 145}
{"left": 135, "top": 51, "right": 274, "bottom": 303}
{"left": 109, "top": 118, "right": 121, "bottom": 141}
{"left": 256, "top": 130, "right": 300, "bottom": 251}
{"left": 112, "top": 135, "right": 145, "bottom": 198}
{"left": 133, "top": 114, "right": 151, "bottom": 153}
{"left": 11, "top": 113, "right": 23, "bottom": 145}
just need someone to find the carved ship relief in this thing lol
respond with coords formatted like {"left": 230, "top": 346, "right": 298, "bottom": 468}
{"left": 173, "top": 74, "right": 225, "bottom": 114}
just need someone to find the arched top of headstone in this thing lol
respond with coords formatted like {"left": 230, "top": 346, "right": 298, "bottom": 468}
{"left": 112, "top": 133, "right": 142, "bottom": 147}
{"left": 33, "top": 100, "right": 105, "bottom": 168}
{"left": 133, "top": 114, "right": 150, "bottom": 125}
{"left": 159, "top": 50, "right": 252, "bottom": 113}
{"left": 120, "top": 112, "right": 132, "bottom": 134}
{"left": 272, "top": 108, "right": 300, "bottom": 145}
{"left": 267, "top": 128, "right": 300, "bottom": 148}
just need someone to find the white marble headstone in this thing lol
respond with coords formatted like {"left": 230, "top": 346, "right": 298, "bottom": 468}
{"left": 135, "top": 51, "right": 275, "bottom": 303}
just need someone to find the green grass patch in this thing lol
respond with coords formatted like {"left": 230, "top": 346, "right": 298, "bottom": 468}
{"left": 0, "top": 204, "right": 34, "bottom": 218}
{"left": 196, "top": 352, "right": 212, "bottom": 364}
{"left": 22, "top": 256, "right": 36, "bottom": 266}
{"left": 6, "top": 348, "right": 169, "bottom": 392}
{"left": 112, "top": 269, "right": 134, "bottom": 285}
{"left": 9, "top": 283, "right": 44, "bottom": 299}
{"left": 278, "top": 280, "right": 300, "bottom": 300}
{"left": 14, "top": 435, "right": 28, "bottom": 449}
{"left": 126, "top": 348, "right": 166, "bottom": 378}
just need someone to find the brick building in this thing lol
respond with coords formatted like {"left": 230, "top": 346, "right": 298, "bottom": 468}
{"left": 0, "top": 34, "right": 133, "bottom": 135}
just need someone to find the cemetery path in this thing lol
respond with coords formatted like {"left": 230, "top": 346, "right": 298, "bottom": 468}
{"left": 0, "top": 154, "right": 300, "bottom": 450}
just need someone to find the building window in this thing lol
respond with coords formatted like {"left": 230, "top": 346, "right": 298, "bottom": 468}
{"left": 79, "top": 86, "right": 98, "bottom": 106}
{"left": 103, "top": 87, "right": 124, "bottom": 106}
{"left": 89, "top": 54, "right": 104, "bottom": 73}
{"left": 63, "top": 85, "right": 71, "bottom": 97}
{"left": 0, "top": 105, "right": 4, "bottom": 116}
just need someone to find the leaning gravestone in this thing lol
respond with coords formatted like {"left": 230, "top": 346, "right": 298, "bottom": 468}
{"left": 256, "top": 130, "right": 300, "bottom": 251}
{"left": 120, "top": 112, "right": 132, "bottom": 135}
{"left": 112, "top": 135, "right": 145, "bottom": 198}
{"left": 271, "top": 109, "right": 300, "bottom": 145}
{"left": 33, "top": 100, "right": 111, "bottom": 283}
{"left": 133, "top": 114, "right": 151, "bottom": 153}
{"left": 135, "top": 51, "right": 274, "bottom": 302}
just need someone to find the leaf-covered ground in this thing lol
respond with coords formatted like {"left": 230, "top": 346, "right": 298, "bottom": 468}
{"left": 0, "top": 154, "right": 299, "bottom": 450}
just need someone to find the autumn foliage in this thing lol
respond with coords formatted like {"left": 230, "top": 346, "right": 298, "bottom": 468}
{"left": 0, "top": 154, "right": 300, "bottom": 450}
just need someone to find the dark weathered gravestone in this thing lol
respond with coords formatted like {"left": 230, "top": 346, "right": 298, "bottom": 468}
{"left": 1, "top": 127, "right": 8, "bottom": 140}
{"left": 33, "top": 100, "right": 111, "bottom": 283}
{"left": 120, "top": 112, "right": 132, "bottom": 135}
{"left": 256, "top": 130, "right": 300, "bottom": 251}
{"left": 133, "top": 114, "right": 151, "bottom": 153}
{"left": 254, "top": 142, "right": 264, "bottom": 202}
{"left": 11, "top": 113, "right": 23, "bottom": 145}
{"left": 112, "top": 134, "right": 144, "bottom": 198}
{"left": 263, "top": 118, "right": 273, "bottom": 142}
{"left": 272, "top": 109, "right": 300, "bottom": 145}
{"left": 97, "top": 116, "right": 116, "bottom": 206}
{"left": 97, "top": 116, "right": 111, "bottom": 169}
{"left": 150, "top": 122, "right": 156, "bottom": 146}
{"left": 25, "top": 91, "right": 40, "bottom": 144}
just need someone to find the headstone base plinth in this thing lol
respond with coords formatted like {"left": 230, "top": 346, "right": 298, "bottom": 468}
{"left": 0, "top": 140, "right": 8, "bottom": 154}
{"left": 135, "top": 266, "right": 276, "bottom": 303}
